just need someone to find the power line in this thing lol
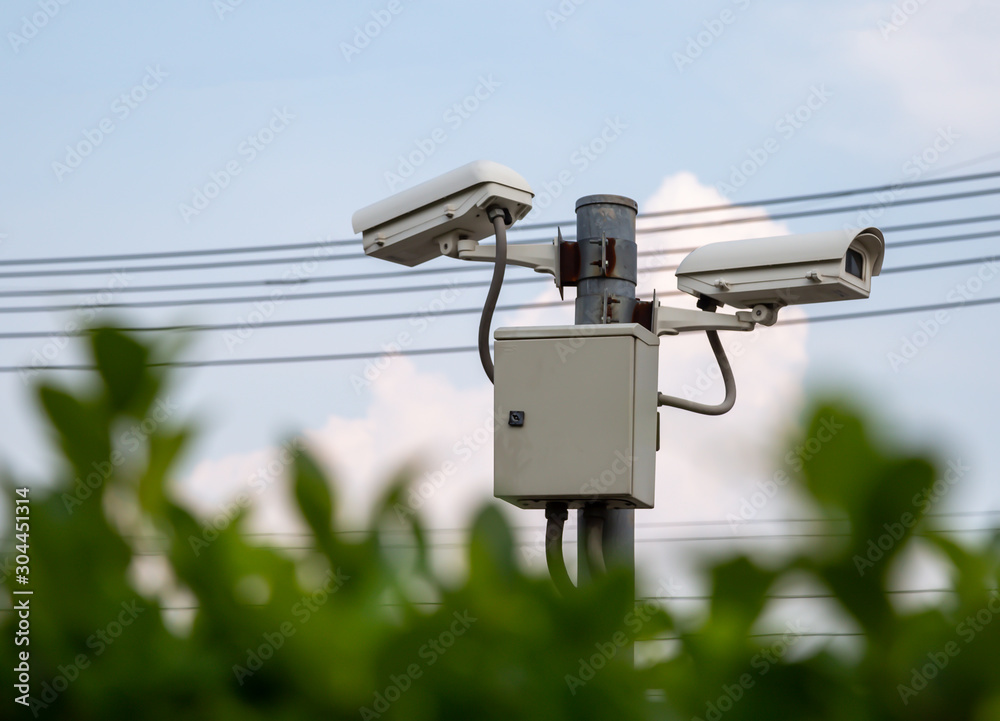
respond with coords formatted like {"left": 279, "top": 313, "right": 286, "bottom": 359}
{"left": 0, "top": 238, "right": 362, "bottom": 267}
{"left": 641, "top": 633, "right": 866, "bottom": 642}
{"left": 0, "top": 224, "right": 995, "bottom": 302}
{"left": 0, "top": 264, "right": 491, "bottom": 299}
{"left": 633, "top": 508, "right": 1000, "bottom": 529}
{"left": 0, "top": 275, "right": 553, "bottom": 315}
{"left": 2, "top": 294, "right": 998, "bottom": 373}
{"left": 12, "top": 526, "right": 989, "bottom": 555}
{"left": 635, "top": 228, "right": 1000, "bottom": 259}
{"left": 2, "top": 256, "right": 998, "bottom": 340}
{"left": 879, "top": 212, "right": 1000, "bottom": 234}
{"left": 0, "top": 252, "right": 993, "bottom": 316}
{"left": 6, "top": 168, "right": 999, "bottom": 269}
{"left": 0, "top": 250, "right": 362, "bottom": 281}
{"left": 72, "top": 509, "right": 1000, "bottom": 542}
{"left": 632, "top": 527, "right": 1000, "bottom": 544}
{"left": 0, "top": 300, "right": 568, "bottom": 339}
{"left": 2, "top": 225, "right": 998, "bottom": 301}
{"left": 0, "top": 588, "right": 972, "bottom": 614}
{"left": 631, "top": 186, "right": 1000, "bottom": 236}
{"left": 638, "top": 588, "right": 961, "bottom": 602}
{"left": 518, "top": 168, "right": 1000, "bottom": 231}
{"left": 4, "top": 194, "right": 1000, "bottom": 283}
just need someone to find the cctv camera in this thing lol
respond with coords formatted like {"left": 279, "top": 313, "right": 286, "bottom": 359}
{"left": 674, "top": 227, "right": 884, "bottom": 309}
{"left": 352, "top": 160, "right": 534, "bottom": 267}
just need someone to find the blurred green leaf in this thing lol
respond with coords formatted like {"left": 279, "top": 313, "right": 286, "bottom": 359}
{"left": 6, "top": 332, "right": 1000, "bottom": 721}
{"left": 292, "top": 447, "right": 334, "bottom": 546}
{"left": 91, "top": 327, "right": 151, "bottom": 413}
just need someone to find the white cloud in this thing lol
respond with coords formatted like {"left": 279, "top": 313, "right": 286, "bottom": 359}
{"left": 845, "top": 0, "right": 1000, "bottom": 136}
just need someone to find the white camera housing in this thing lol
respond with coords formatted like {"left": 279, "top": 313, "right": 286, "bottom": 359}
{"left": 351, "top": 160, "right": 534, "bottom": 267}
{"left": 675, "top": 227, "right": 884, "bottom": 308}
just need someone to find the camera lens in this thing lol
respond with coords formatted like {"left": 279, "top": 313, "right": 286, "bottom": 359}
{"left": 845, "top": 248, "right": 864, "bottom": 280}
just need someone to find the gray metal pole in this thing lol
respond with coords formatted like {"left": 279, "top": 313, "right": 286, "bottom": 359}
{"left": 573, "top": 195, "right": 637, "bottom": 616}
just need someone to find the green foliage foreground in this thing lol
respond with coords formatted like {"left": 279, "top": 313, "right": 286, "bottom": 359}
{"left": 2, "top": 329, "right": 999, "bottom": 720}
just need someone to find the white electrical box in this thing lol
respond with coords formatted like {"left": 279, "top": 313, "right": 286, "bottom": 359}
{"left": 493, "top": 323, "right": 659, "bottom": 509}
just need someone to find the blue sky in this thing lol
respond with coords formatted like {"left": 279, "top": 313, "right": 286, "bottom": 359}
{"left": 2, "top": 0, "right": 999, "bottom": 570}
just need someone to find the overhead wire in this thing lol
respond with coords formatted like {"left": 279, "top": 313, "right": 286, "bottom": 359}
{"left": 516, "top": 168, "right": 1000, "bottom": 231}
{"left": 4, "top": 167, "right": 1000, "bottom": 268}
{"left": 1, "top": 211, "right": 999, "bottom": 289}
{"left": 2, "top": 294, "right": 1000, "bottom": 372}
{"left": 0, "top": 252, "right": 995, "bottom": 316}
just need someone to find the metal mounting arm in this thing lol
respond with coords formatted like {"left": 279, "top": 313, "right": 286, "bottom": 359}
{"left": 653, "top": 299, "right": 780, "bottom": 415}
{"left": 453, "top": 235, "right": 562, "bottom": 293}
{"left": 654, "top": 304, "right": 756, "bottom": 336}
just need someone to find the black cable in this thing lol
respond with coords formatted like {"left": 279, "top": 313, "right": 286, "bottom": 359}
{"left": 0, "top": 300, "right": 571, "bottom": 340}
{"left": 3, "top": 212, "right": 1000, "bottom": 290}
{"left": 1, "top": 252, "right": 995, "bottom": 316}
{"left": 15, "top": 526, "right": 993, "bottom": 555}
{"left": 4, "top": 198, "right": 1000, "bottom": 285}
{"left": 517, "top": 168, "right": 1000, "bottom": 231}
{"left": 3, "top": 292, "right": 1000, "bottom": 365}
{"left": 0, "top": 276, "right": 549, "bottom": 314}
{"left": 0, "top": 264, "right": 493, "bottom": 298}
{"left": 0, "top": 250, "right": 362, "bottom": 280}
{"left": 632, "top": 186, "right": 1000, "bottom": 236}
{"left": 879, "top": 212, "right": 1000, "bottom": 233}
{"left": 3, "top": 293, "right": 1000, "bottom": 374}
{"left": 635, "top": 228, "right": 1000, "bottom": 260}
{"left": 0, "top": 223, "right": 994, "bottom": 306}
{"left": 779, "top": 294, "right": 1000, "bottom": 325}
{"left": 658, "top": 330, "right": 736, "bottom": 415}
{"left": 6, "top": 168, "right": 998, "bottom": 269}
{"left": 21, "top": 508, "right": 998, "bottom": 539}
{"left": 0, "top": 238, "right": 362, "bottom": 267}
{"left": 881, "top": 254, "right": 1000, "bottom": 275}
{"left": 1, "top": 224, "right": 994, "bottom": 301}
{"left": 582, "top": 505, "right": 608, "bottom": 577}
{"left": 479, "top": 211, "right": 508, "bottom": 382}
{"left": 544, "top": 502, "right": 575, "bottom": 596}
